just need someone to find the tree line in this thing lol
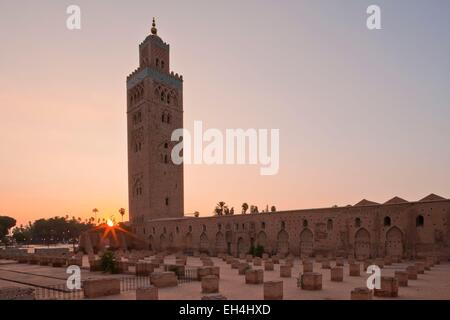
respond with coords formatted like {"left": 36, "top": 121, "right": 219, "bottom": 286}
{"left": 213, "top": 202, "right": 277, "bottom": 216}
{"left": 14, "top": 216, "right": 97, "bottom": 245}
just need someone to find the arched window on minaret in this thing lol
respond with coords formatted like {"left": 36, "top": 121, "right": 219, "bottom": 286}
{"left": 134, "top": 181, "right": 143, "bottom": 198}
{"left": 156, "top": 58, "right": 159, "bottom": 67}
{"left": 416, "top": 215, "right": 424, "bottom": 227}
{"left": 160, "top": 91, "right": 165, "bottom": 102}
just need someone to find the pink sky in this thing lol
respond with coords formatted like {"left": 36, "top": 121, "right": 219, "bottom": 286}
{"left": 1, "top": 1, "right": 449, "bottom": 226}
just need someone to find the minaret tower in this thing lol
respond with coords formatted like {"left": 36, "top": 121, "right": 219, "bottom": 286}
{"left": 126, "top": 19, "right": 184, "bottom": 229}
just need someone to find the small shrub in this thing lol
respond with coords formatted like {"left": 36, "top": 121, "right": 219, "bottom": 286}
{"left": 251, "top": 245, "right": 264, "bottom": 258}
{"left": 100, "top": 250, "right": 118, "bottom": 274}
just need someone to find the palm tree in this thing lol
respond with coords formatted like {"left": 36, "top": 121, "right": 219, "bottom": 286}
{"left": 92, "top": 208, "right": 99, "bottom": 220}
{"left": 214, "top": 201, "right": 226, "bottom": 216}
{"left": 242, "top": 203, "right": 249, "bottom": 214}
{"left": 119, "top": 208, "right": 126, "bottom": 222}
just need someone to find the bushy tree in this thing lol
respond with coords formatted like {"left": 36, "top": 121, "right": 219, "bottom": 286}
{"left": 249, "top": 245, "right": 264, "bottom": 257}
{"left": 100, "top": 250, "right": 118, "bottom": 274}
{"left": 0, "top": 216, "right": 16, "bottom": 243}
{"left": 7, "top": 216, "right": 94, "bottom": 245}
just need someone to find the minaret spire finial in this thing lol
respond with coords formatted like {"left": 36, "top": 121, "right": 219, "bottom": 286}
{"left": 151, "top": 17, "right": 158, "bottom": 35}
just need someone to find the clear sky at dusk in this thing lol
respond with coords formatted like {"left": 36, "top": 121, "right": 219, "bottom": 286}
{"left": 1, "top": 0, "right": 449, "bottom": 226}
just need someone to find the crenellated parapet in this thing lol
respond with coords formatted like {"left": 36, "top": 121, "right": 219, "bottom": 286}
{"left": 127, "top": 66, "right": 183, "bottom": 90}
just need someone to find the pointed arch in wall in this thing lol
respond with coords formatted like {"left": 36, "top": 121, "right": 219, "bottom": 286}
{"left": 276, "top": 230, "right": 289, "bottom": 255}
{"left": 148, "top": 235, "right": 154, "bottom": 251}
{"left": 160, "top": 233, "right": 168, "bottom": 250}
{"left": 256, "top": 231, "right": 267, "bottom": 249}
{"left": 215, "top": 232, "right": 227, "bottom": 253}
{"left": 183, "top": 232, "right": 193, "bottom": 254}
{"left": 199, "top": 232, "right": 209, "bottom": 253}
{"left": 354, "top": 228, "right": 371, "bottom": 259}
{"left": 299, "top": 228, "right": 314, "bottom": 257}
{"left": 237, "top": 237, "right": 247, "bottom": 255}
{"left": 385, "top": 226, "right": 404, "bottom": 258}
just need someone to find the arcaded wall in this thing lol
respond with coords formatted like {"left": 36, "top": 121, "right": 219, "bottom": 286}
{"left": 136, "top": 199, "right": 450, "bottom": 259}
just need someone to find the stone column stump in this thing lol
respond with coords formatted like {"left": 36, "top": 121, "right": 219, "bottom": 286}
{"left": 321, "top": 259, "right": 331, "bottom": 269}
{"left": 374, "top": 276, "right": 398, "bottom": 298}
{"left": 331, "top": 267, "right": 344, "bottom": 282}
{"left": 300, "top": 272, "right": 322, "bottom": 290}
{"left": 303, "top": 261, "right": 313, "bottom": 273}
{"left": 264, "top": 260, "right": 274, "bottom": 271}
{"left": 136, "top": 285, "right": 158, "bottom": 300}
{"left": 263, "top": 281, "right": 283, "bottom": 300}
{"left": 238, "top": 263, "right": 250, "bottom": 275}
{"left": 394, "top": 271, "right": 408, "bottom": 287}
{"left": 415, "top": 262, "right": 425, "bottom": 274}
{"left": 202, "top": 275, "right": 219, "bottom": 294}
{"left": 406, "top": 266, "right": 418, "bottom": 280}
{"left": 83, "top": 278, "right": 121, "bottom": 298}
{"left": 245, "top": 269, "right": 264, "bottom": 284}
{"left": 349, "top": 263, "right": 361, "bottom": 276}
{"left": 150, "top": 272, "right": 178, "bottom": 288}
{"left": 351, "top": 287, "right": 373, "bottom": 300}
{"left": 280, "top": 265, "right": 292, "bottom": 278}
{"left": 231, "top": 260, "right": 240, "bottom": 269}
{"left": 336, "top": 257, "right": 344, "bottom": 267}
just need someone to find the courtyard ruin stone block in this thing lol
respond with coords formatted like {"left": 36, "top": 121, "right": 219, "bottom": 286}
{"left": 336, "top": 257, "right": 344, "bottom": 267}
{"left": 264, "top": 281, "right": 283, "bottom": 300}
{"left": 202, "top": 275, "right": 219, "bottom": 294}
{"left": 136, "top": 285, "right": 158, "bottom": 300}
{"left": 264, "top": 260, "right": 274, "bottom": 271}
{"left": 245, "top": 269, "right": 264, "bottom": 284}
{"left": 394, "top": 271, "right": 408, "bottom": 287}
{"left": 351, "top": 287, "right": 373, "bottom": 300}
{"left": 303, "top": 261, "right": 313, "bottom": 273}
{"left": 150, "top": 271, "right": 178, "bottom": 288}
{"left": 406, "top": 266, "right": 418, "bottom": 280}
{"left": 374, "top": 276, "right": 398, "bottom": 298}
{"left": 415, "top": 262, "right": 425, "bottom": 274}
{"left": 280, "top": 265, "right": 292, "bottom": 278}
{"left": 300, "top": 272, "right": 322, "bottom": 290}
{"left": 321, "top": 259, "right": 331, "bottom": 269}
{"left": 238, "top": 263, "right": 250, "bottom": 275}
{"left": 83, "top": 278, "right": 121, "bottom": 298}
{"left": 331, "top": 267, "right": 344, "bottom": 282}
{"left": 201, "top": 294, "right": 227, "bottom": 300}
{"left": 349, "top": 263, "right": 361, "bottom": 276}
